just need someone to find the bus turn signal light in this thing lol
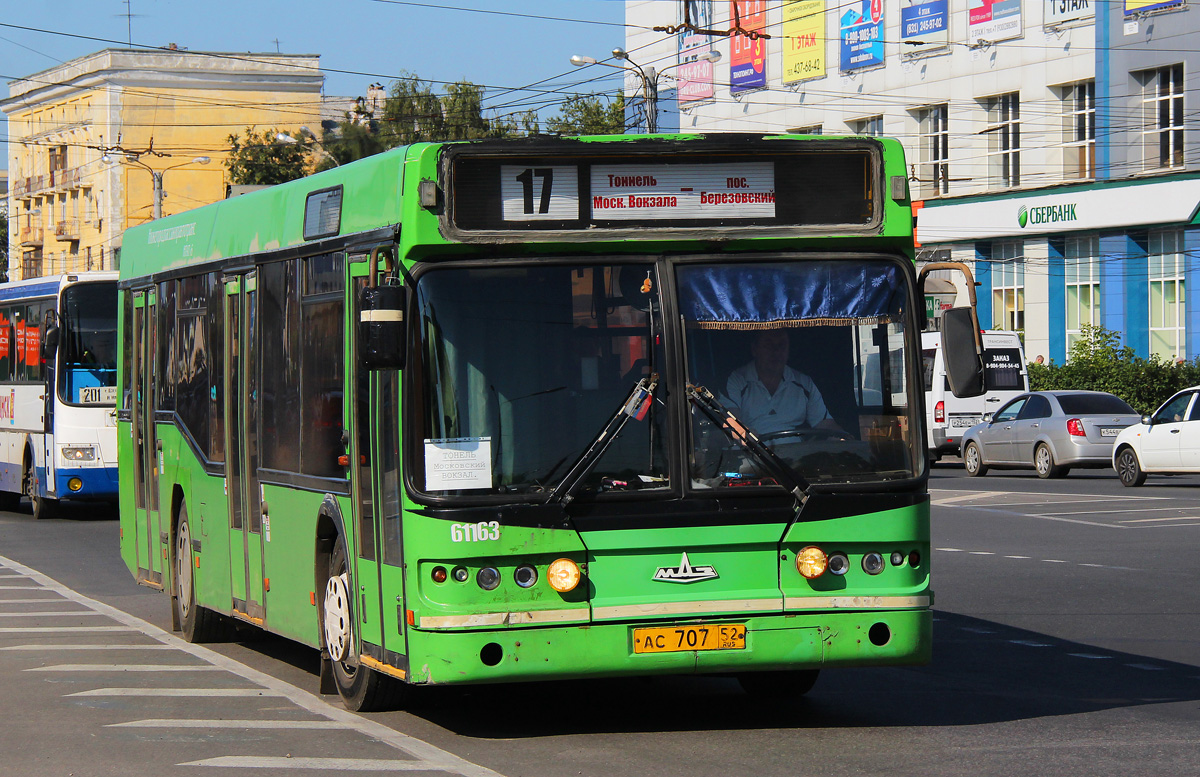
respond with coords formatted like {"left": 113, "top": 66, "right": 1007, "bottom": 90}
{"left": 547, "top": 558, "right": 581, "bottom": 592}
{"left": 796, "top": 546, "right": 828, "bottom": 579}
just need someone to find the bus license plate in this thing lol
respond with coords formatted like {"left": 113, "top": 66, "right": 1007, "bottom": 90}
{"left": 632, "top": 623, "right": 746, "bottom": 654}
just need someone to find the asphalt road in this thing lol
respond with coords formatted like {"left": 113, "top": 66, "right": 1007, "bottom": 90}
{"left": 2, "top": 466, "right": 1198, "bottom": 777}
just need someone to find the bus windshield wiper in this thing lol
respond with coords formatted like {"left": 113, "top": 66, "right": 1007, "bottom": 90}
{"left": 686, "top": 383, "right": 811, "bottom": 512}
{"left": 549, "top": 374, "right": 658, "bottom": 508}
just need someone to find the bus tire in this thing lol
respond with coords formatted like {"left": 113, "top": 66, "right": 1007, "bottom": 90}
{"left": 24, "top": 456, "right": 55, "bottom": 520}
{"left": 737, "top": 669, "right": 820, "bottom": 699}
{"left": 324, "top": 536, "right": 406, "bottom": 712}
{"left": 1116, "top": 447, "right": 1147, "bottom": 488}
{"left": 174, "top": 502, "right": 233, "bottom": 643}
{"left": 962, "top": 441, "right": 987, "bottom": 477}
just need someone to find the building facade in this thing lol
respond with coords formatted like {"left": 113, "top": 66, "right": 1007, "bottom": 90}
{"left": 623, "top": 0, "right": 1200, "bottom": 362}
{"left": 4, "top": 49, "right": 323, "bottom": 280}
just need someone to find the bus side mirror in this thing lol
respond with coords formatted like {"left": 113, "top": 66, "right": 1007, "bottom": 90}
{"left": 42, "top": 323, "right": 60, "bottom": 360}
{"left": 360, "top": 284, "right": 406, "bottom": 370}
{"left": 941, "top": 307, "right": 985, "bottom": 398}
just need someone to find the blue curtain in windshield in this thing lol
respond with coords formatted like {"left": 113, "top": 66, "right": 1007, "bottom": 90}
{"left": 678, "top": 261, "right": 904, "bottom": 329}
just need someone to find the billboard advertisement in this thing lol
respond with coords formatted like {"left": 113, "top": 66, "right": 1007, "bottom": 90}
{"left": 900, "top": 0, "right": 949, "bottom": 51}
{"left": 840, "top": 0, "right": 885, "bottom": 72}
{"left": 967, "top": 0, "right": 1023, "bottom": 45}
{"left": 1045, "top": 0, "right": 1093, "bottom": 24}
{"left": 730, "top": 1, "right": 767, "bottom": 93}
{"left": 782, "top": 0, "right": 826, "bottom": 84}
{"left": 677, "top": 0, "right": 716, "bottom": 105}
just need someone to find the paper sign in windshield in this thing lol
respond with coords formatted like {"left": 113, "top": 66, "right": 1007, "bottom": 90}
{"left": 424, "top": 437, "right": 492, "bottom": 490}
{"left": 590, "top": 163, "right": 775, "bottom": 220}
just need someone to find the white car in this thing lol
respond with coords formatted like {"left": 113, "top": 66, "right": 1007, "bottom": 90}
{"left": 1112, "top": 386, "right": 1200, "bottom": 487}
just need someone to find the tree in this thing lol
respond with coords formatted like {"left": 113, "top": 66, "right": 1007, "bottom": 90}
{"left": 0, "top": 211, "right": 8, "bottom": 282}
{"left": 546, "top": 93, "right": 627, "bottom": 136}
{"left": 378, "top": 73, "right": 514, "bottom": 146}
{"left": 224, "top": 127, "right": 310, "bottom": 186}
{"left": 316, "top": 119, "right": 388, "bottom": 172}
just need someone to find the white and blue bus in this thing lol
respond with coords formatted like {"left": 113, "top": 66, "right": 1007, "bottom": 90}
{"left": 0, "top": 272, "right": 118, "bottom": 517}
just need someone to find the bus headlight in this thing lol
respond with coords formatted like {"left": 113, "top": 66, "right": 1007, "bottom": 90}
{"left": 61, "top": 446, "right": 96, "bottom": 462}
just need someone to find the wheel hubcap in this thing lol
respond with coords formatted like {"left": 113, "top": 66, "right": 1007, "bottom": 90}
{"left": 1037, "top": 448, "right": 1049, "bottom": 472}
{"left": 323, "top": 573, "right": 352, "bottom": 662}
{"left": 176, "top": 522, "right": 192, "bottom": 619}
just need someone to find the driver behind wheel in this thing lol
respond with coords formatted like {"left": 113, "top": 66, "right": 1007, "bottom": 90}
{"left": 723, "top": 328, "right": 843, "bottom": 437}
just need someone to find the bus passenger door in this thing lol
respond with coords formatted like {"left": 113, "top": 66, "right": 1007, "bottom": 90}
{"left": 224, "top": 273, "right": 266, "bottom": 623}
{"left": 349, "top": 253, "right": 408, "bottom": 673}
{"left": 131, "top": 289, "right": 163, "bottom": 586}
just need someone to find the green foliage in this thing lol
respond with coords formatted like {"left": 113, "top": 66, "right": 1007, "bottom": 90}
{"left": 1028, "top": 324, "right": 1200, "bottom": 414}
{"left": 0, "top": 211, "right": 8, "bottom": 282}
{"left": 224, "top": 127, "right": 310, "bottom": 186}
{"left": 546, "top": 93, "right": 627, "bottom": 136}
{"left": 379, "top": 73, "right": 515, "bottom": 146}
{"left": 315, "top": 120, "right": 388, "bottom": 172}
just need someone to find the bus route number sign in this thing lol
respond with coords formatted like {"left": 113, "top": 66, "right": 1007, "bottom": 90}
{"left": 80, "top": 386, "right": 117, "bottom": 405}
{"left": 632, "top": 623, "right": 747, "bottom": 654}
{"left": 500, "top": 165, "right": 580, "bottom": 221}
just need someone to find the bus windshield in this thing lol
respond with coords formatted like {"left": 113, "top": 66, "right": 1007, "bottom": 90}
{"left": 680, "top": 259, "right": 921, "bottom": 487}
{"left": 59, "top": 281, "right": 119, "bottom": 405}
{"left": 413, "top": 263, "right": 669, "bottom": 498}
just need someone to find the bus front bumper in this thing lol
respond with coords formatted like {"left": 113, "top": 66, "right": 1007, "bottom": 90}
{"left": 54, "top": 466, "right": 118, "bottom": 501}
{"left": 406, "top": 608, "right": 931, "bottom": 686}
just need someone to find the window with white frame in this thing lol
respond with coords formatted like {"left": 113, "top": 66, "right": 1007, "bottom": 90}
{"left": 1062, "top": 81, "right": 1095, "bottom": 180}
{"left": 1139, "top": 64, "right": 1184, "bottom": 171}
{"left": 917, "top": 104, "right": 949, "bottom": 198}
{"left": 852, "top": 115, "right": 883, "bottom": 137}
{"left": 1149, "top": 228, "right": 1186, "bottom": 360}
{"left": 1064, "top": 235, "right": 1100, "bottom": 349}
{"left": 992, "top": 241, "right": 1024, "bottom": 331}
{"left": 985, "top": 93, "right": 1020, "bottom": 188}
{"left": 790, "top": 125, "right": 823, "bottom": 135}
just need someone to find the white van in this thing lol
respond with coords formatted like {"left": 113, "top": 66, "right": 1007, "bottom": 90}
{"left": 922, "top": 330, "right": 1029, "bottom": 461}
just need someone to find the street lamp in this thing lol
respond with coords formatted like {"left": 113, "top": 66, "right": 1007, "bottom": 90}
{"left": 104, "top": 153, "right": 211, "bottom": 220}
{"left": 277, "top": 126, "right": 340, "bottom": 167}
{"left": 570, "top": 47, "right": 721, "bottom": 134}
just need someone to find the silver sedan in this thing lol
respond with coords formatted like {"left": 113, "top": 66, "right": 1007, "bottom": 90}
{"left": 960, "top": 391, "right": 1141, "bottom": 478}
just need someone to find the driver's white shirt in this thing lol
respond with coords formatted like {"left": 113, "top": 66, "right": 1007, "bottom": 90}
{"left": 724, "top": 363, "right": 831, "bottom": 435}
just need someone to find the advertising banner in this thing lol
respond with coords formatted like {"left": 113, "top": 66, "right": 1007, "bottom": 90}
{"left": 840, "top": 0, "right": 885, "bottom": 72}
{"left": 968, "top": 0, "right": 1023, "bottom": 45}
{"left": 677, "top": 0, "right": 716, "bottom": 105}
{"left": 782, "top": 0, "right": 826, "bottom": 84}
{"left": 1124, "top": 0, "right": 1182, "bottom": 13}
{"left": 730, "top": 1, "right": 767, "bottom": 93}
{"left": 1045, "top": 0, "right": 1093, "bottom": 24}
{"left": 900, "top": 0, "right": 949, "bottom": 51}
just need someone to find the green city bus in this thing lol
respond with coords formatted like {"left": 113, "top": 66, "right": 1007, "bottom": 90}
{"left": 117, "top": 134, "right": 984, "bottom": 711}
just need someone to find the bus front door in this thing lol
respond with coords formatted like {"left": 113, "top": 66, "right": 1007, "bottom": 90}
{"left": 224, "top": 273, "right": 266, "bottom": 624}
{"left": 349, "top": 256, "right": 407, "bottom": 676}
{"left": 131, "top": 289, "right": 163, "bottom": 586}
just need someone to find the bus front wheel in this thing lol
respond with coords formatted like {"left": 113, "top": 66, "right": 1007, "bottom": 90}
{"left": 174, "top": 503, "right": 233, "bottom": 643}
{"left": 24, "top": 456, "right": 55, "bottom": 520}
{"left": 324, "top": 536, "right": 406, "bottom": 712}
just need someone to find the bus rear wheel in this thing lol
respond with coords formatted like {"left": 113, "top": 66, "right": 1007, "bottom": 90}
{"left": 737, "top": 669, "right": 820, "bottom": 700}
{"left": 324, "top": 536, "right": 406, "bottom": 712}
{"left": 174, "top": 503, "right": 233, "bottom": 643}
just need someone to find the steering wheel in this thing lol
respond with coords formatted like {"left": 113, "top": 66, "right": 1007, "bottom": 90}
{"left": 760, "top": 427, "right": 850, "bottom": 443}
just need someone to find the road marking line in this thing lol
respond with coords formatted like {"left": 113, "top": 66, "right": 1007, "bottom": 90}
{"left": 27, "top": 663, "right": 222, "bottom": 672}
{"left": 110, "top": 719, "right": 357, "bottom": 729}
{"left": 178, "top": 757, "right": 441, "bottom": 771}
{"left": 1043, "top": 507, "right": 1191, "bottom": 516}
{"left": 968, "top": 551, "right": 994, "bottom": 555}
{"left": 1, "top": 643, "right": 174, "bottom": 651}
{"left": 1078, "top": 563, "right": 1105, "bottom": 568}
{"left": 1125, "top": 663, "right": 1166, "bottom": 671}
{"left": 0, "top": 626, "right": 136, "bottom": 633}
{"left": 1120, "top": 516, "right": 1200, "bottom": 523}
{"left": 1042, "top": 559, "right": 1069, "bottom": 563}
{"left": 0, "top": 610, "right": 106, "bottom": 617}
{"left": 935, "top": 547, "right": 964, "bottom": 552}
{"left": 0, "top": 585, "right": 47, "bottom": 590}
{"left": 1068, "top": 653, "right": 1112, "bottom": 659}
{"left": 68, "top": 688, "right": 286, "bottom": 697}
{"left": 1009, "top": 640, "right": 1052, "bottom": 647}
{"left": 1, "top": 552, "right": 503, "bottom": 777}
{"left": 931, "top": 491, "right": 1005, "bottom": 505}
{"left": 0, "top": 598, "right": 72, "bottom": 604}
{"left": 1005, "top": 555, "right": 1031, "bottom": 559}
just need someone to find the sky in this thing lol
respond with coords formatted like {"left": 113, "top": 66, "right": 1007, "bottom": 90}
{"left": 0, "top": 0, "right": 636, "bottom": 169}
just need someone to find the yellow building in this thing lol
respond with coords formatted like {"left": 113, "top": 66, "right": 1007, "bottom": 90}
{"left": 4, "top": 48, "right": 323, "bottom": 280}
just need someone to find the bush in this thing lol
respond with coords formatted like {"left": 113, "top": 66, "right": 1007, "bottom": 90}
{"left": 1027, "top": 325, "right": 1200, "bottom": 414}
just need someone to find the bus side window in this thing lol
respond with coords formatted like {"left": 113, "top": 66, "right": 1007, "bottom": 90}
{"left": 0, "top": 305, "right": 11, "bottom": 382}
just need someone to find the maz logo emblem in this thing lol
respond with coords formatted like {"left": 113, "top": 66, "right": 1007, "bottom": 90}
{"left": 653, "top": 552, "right": 718, "bottom": 583}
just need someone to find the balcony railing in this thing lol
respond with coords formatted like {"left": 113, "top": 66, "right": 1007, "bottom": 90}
{"left": 54, "top": 219, "right": 80, "bottom": 241}
{"left": 11, "top": 166, "right": 85, "bottom": 198}
{"left": 19, "top": 225, "right": 44, "bottom": 246}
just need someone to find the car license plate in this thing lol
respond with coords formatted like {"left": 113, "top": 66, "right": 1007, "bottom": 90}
{"left": 950, "top": 416, "right": 981, "bottom": 428}
{"left": 1100, "top": 427, "right": 1120, "bottom": 437}
{"left": 632, "top": 623, "right": 746, "bottom": 654}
